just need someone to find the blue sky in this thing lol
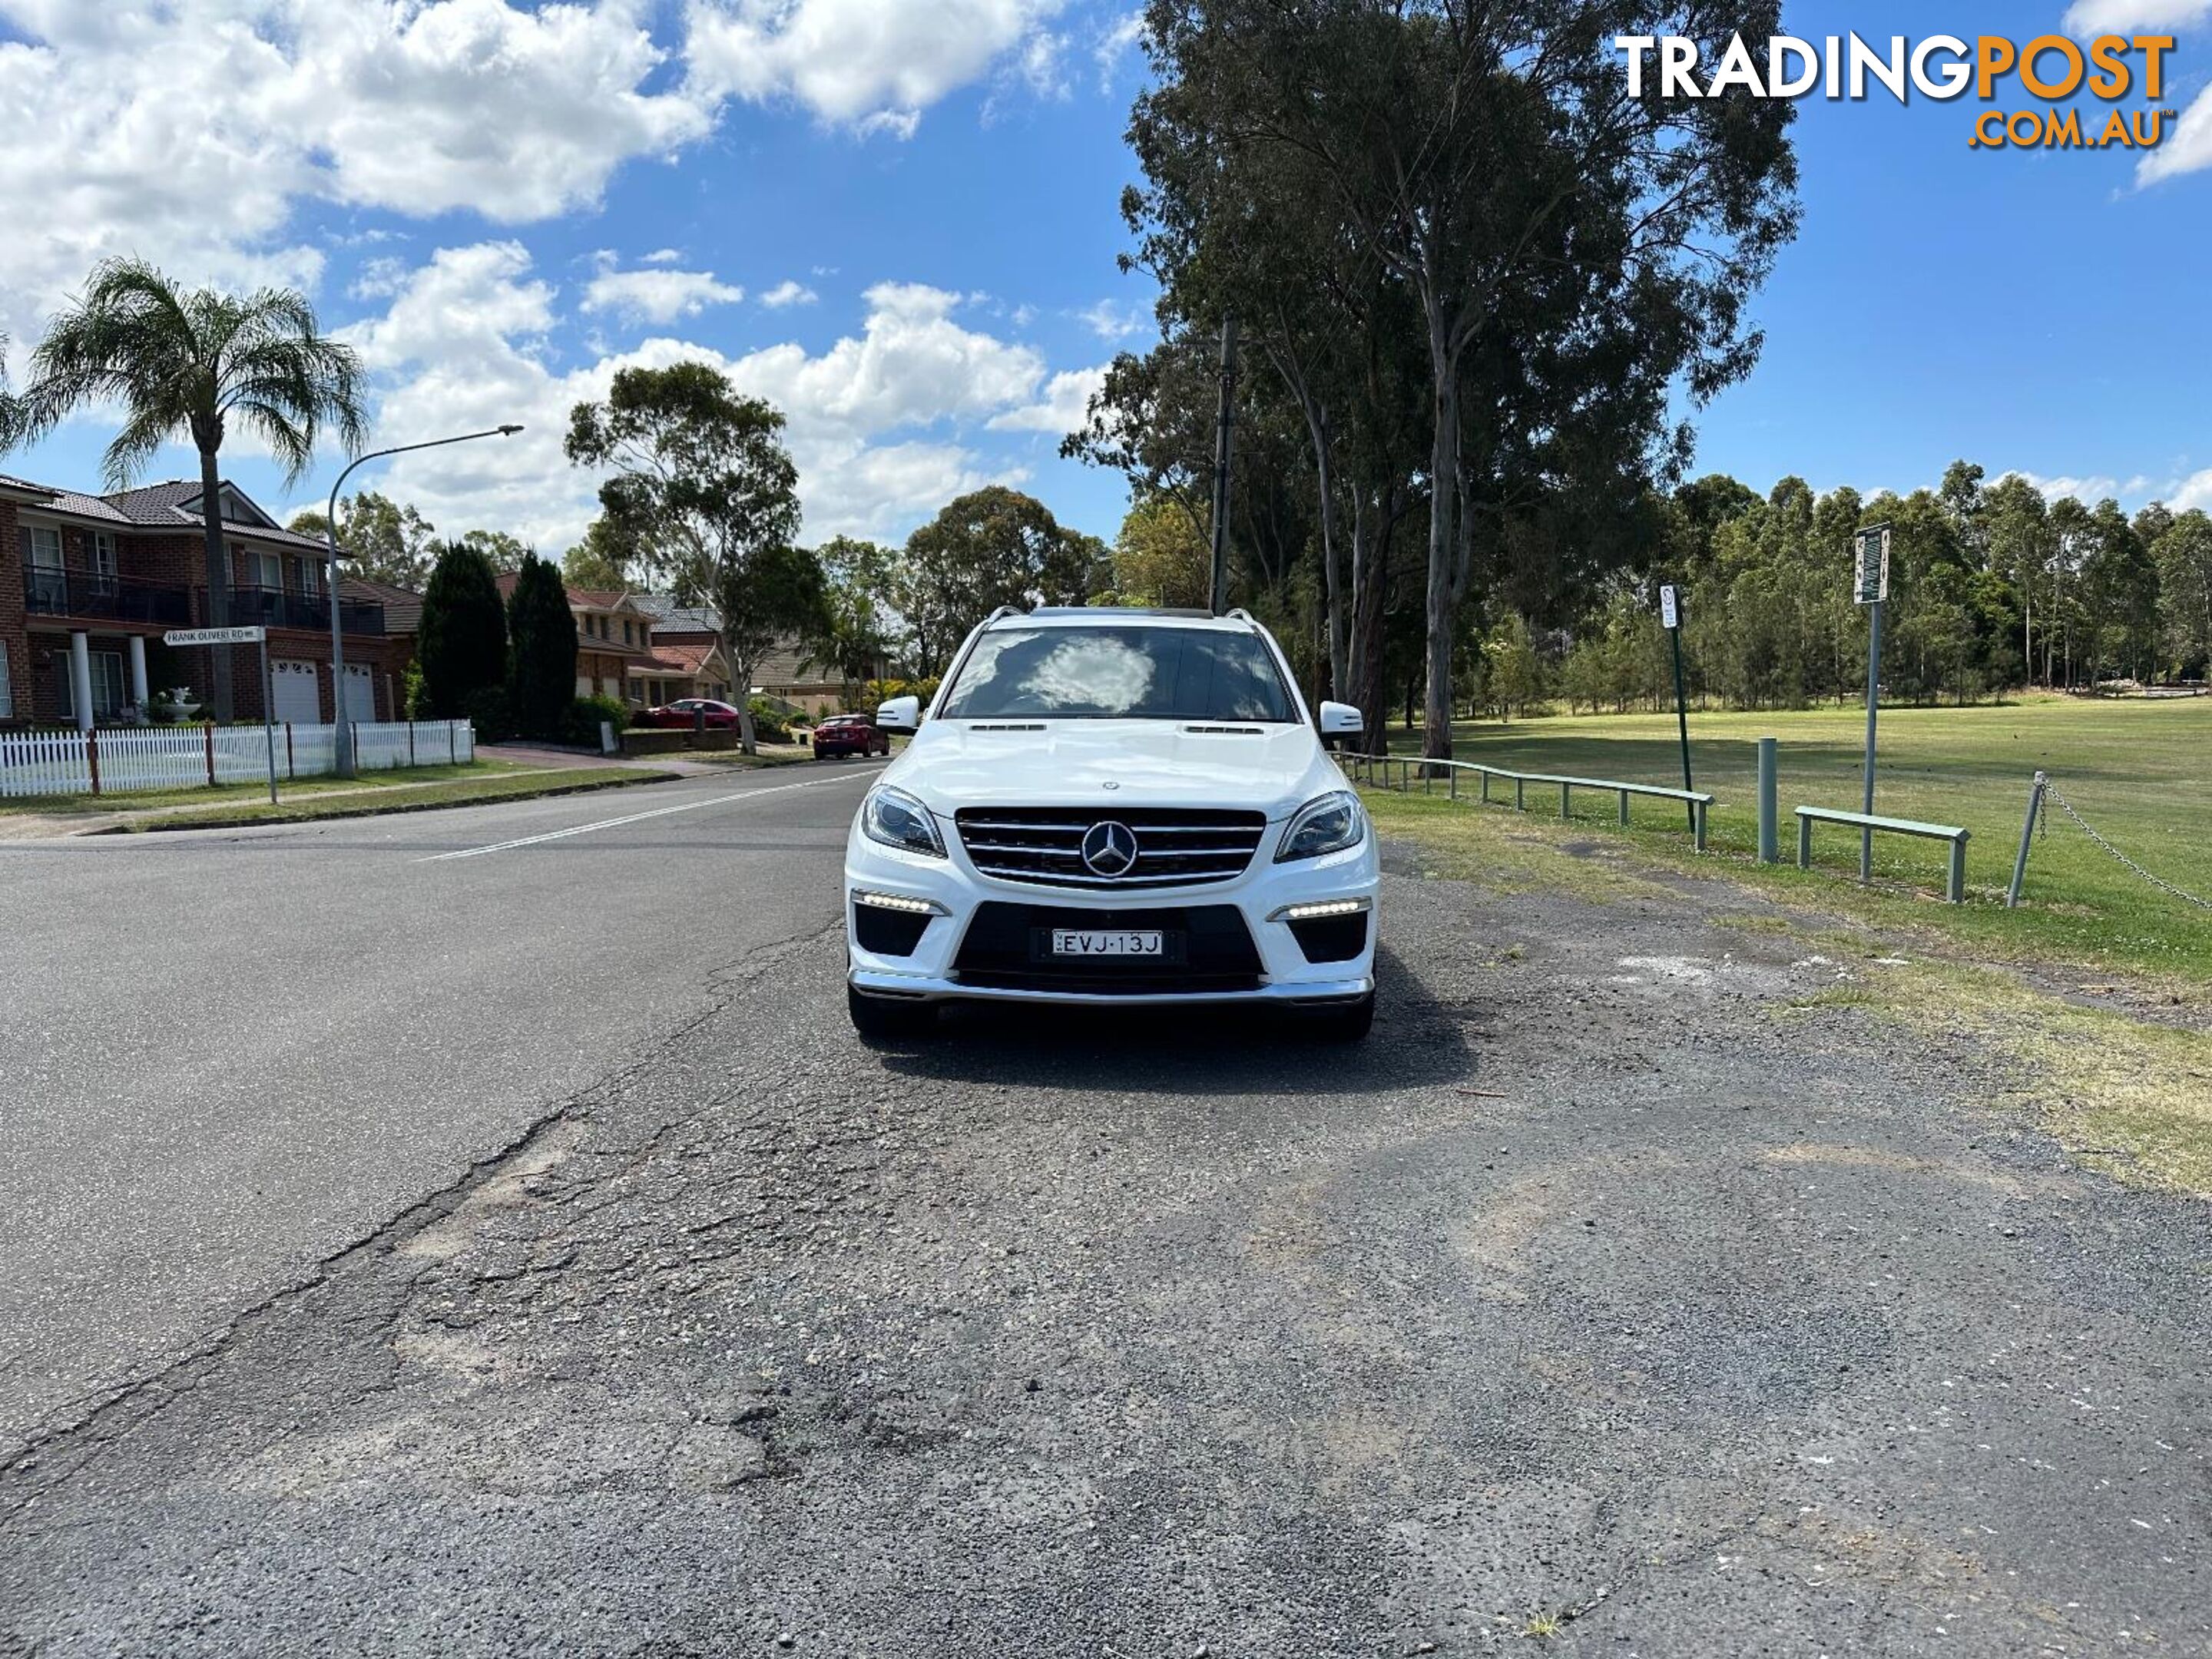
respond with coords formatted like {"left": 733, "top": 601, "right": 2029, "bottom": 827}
{"left": 1, "top": 0, "right": 2207, "bottom": 557}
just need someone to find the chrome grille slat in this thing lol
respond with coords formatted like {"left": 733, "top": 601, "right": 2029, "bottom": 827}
{"left": 955, "top": 805, "right": 1266, "bottom": 890}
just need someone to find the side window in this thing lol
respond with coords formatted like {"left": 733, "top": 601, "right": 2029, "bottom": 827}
{"left": 0, "top": 638, "right": 12, "bottom": 720}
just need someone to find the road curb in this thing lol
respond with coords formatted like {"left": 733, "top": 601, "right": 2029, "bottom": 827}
{"left": 88, "top": 769, "right": 690, "bottom": 835}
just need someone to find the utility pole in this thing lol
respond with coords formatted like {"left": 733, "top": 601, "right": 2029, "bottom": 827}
{"left": 1207, "top": 312, "right": 1237, "bottom": 617}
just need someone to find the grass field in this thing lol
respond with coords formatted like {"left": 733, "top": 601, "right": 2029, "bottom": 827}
{"left": 1373, "top": 694, "right": 2212, "bottom": 982}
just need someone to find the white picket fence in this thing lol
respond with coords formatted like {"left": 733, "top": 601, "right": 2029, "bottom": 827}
{"left": 0, "top": 720, "right": 475, "bottom": 798}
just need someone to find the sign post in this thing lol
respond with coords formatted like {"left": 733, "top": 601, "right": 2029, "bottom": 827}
{"left": 1660, "top": 584, "right": 1694, "bottom": 832}
{"left": 165, "top": 626, "right": 276, "bottom": 803}
{"left": 1853, "top": 525, "right": 1892, "bottom": 883}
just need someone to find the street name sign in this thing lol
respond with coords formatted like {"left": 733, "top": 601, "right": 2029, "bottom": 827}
{"left": 1853, "top": 527, "right": 1892, "bottom": 606}
{"left": 1659, "top": 584, "right": 1681, "bottom": 631}
{"left": 164, "top": 626, "right": 267, "bottom": 647}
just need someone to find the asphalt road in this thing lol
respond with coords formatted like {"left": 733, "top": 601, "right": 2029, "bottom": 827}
{"left": 0, "top": 760, "right": 888, "bottom": 1452}
{"left": 2, "top": 781, "right": 2207, "bottom": 1656}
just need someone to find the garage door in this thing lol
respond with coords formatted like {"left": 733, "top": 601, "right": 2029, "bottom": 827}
{"left": 342, "top": 664, "right": 375, "bottom": 723}
{"left": 270, "top": 660, "right": 320, "bottom": 724}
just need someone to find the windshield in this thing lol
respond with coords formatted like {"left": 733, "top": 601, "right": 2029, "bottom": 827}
{"left": 935, "top": 625, "right": 1299, "bottom": 723}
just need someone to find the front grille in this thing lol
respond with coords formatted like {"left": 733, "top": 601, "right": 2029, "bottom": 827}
{"left": 953, "top": 902, "right": 1263, "bottom": 995}
{"left": 955, "top": 806, "right": 1267, "bottom": 889}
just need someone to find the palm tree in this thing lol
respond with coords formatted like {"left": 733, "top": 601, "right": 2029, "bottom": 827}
{"left": 14, "top": 259, "right": 367, "bottom": 721}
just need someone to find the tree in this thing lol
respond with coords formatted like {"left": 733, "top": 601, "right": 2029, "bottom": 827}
{"left": 505, "top": 552, "right": 578, "bottom": 739}
{"left": 892, "top": 486, "right": 1111, "bottom": 676}
{"left": 454, "top": 528, "right": 531, "bottom": 575}
{"left": 562, "top": 515, "right": 636, "bottom": 591}
{"left": 288, "top": 490, "right": 437, "bottom": 588}
{"left": 565, "top": 361, "right": 810, "bottom": 753}
{"left": 416, "top": 541, "right": 508, "bottom": 720}
{"left": 12, "top": 257, "right": 366, "bottom": 719}
{"left": 2153, "top": 510, "right": 2212, "bottom": 679}
{"left": 1130, "top": 0, "right": 1798, "bottom": 757}
{"left": 1112, "top": 493, "right": 1211, "bottom": 608}
{"left": 804, "top": 536, "right": 900, "bottom": 705}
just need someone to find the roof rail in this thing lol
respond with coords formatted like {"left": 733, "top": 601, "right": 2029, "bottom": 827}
{"left": 1224, "top": 607, "right": 1257, "bottom": 624}
{"left": 980, "top": 603, "right": 1025, "bottom": 626}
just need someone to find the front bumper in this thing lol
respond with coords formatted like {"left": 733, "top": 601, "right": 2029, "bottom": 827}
{"left": 844, "top": 817, "right": 1379, "bottom": 1008}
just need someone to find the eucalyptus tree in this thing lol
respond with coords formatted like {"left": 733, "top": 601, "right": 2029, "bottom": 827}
{"left": 565, "top": 362, "right": 813, "bottom": 753}
{"left": 14, "top": 258, "right": 366, "bottom": 720}
{"left": 1134, "top": 0, "right": 1798, "bottom": 757}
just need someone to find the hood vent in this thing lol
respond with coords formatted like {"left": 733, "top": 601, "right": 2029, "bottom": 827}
{"left": 1181, "top": 724, "right": 1265, "bottom": 736}
{"left": 969, "top": 722, "right": 1047, "bottom": 732}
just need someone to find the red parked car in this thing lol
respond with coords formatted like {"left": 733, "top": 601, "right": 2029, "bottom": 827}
{"left": 812, "top": 713, "right": 891, "bottom": 758}
{"left": 638, "top": 697, "right": 743, "bottom": 730}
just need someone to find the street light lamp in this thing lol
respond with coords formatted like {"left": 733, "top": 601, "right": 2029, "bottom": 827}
{"left": 323, "top": 424, "right": 524, "bottom": 776}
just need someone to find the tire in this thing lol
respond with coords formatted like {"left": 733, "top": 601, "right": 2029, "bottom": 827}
{"left": 1306, "top": 992, "right": 1376, "bottom": 1043}
{"left": 848, "top": 985, "right": 938, "bottom": 1042}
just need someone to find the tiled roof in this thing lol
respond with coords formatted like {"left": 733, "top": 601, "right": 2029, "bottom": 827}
{"left": 633, "top": 591, "right": 722, "bottom": 630}
{"left": 648, "top": 641, "right": 717, "bottom": 673}
{"left": 341, "top": 577, "right": 425, "bottom": 634}
{"left": 2, "top": 471, "right": 326, "bottom": 548}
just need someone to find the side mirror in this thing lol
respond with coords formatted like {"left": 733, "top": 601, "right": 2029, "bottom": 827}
{"left": 876, "top": 694, "right": 922, "bottom": 734}
{"left": 1318, "top": 701, "right": 1364, "bottom": 737}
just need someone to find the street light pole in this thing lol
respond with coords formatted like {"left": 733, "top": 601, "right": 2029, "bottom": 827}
{"left": 324, "top": 424, "right": 522, "bottom": 776}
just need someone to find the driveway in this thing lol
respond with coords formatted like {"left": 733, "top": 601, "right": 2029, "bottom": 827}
{"left": 2, "top": 816, "right": 2204, "bottom": 1656}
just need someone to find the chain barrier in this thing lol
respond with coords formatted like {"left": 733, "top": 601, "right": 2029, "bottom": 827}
{"left": 2045, "top": 776, "right": 2212, "bottom": 912}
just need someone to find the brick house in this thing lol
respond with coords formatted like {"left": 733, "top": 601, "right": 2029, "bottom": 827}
{"left": 0, "top": 472, "right": 411, "bottom": 730}
{"left": 495, "top": 575, "right": 662, "bottom": 705}
{"left": 633, "top": 593, "right": 864, "bottom": 714}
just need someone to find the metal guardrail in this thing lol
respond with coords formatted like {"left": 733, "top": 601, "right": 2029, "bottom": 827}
{"left": 1341, "top": 751, "right": 1712, "bottom": 852}
{"left": 1796, "top": 804, "right": 1969, "bottom": 902}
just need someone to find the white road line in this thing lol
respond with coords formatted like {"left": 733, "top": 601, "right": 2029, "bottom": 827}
{"left": 416, "top": 767, "right": 885, "bottom": 863}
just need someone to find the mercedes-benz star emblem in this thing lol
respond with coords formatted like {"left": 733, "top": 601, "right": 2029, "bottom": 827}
{"left": 1080, "top": 820, "right": 1139, "bottom": 878}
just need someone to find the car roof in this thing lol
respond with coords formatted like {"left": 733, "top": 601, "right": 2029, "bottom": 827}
{"left": 994, "top": 607, "right": 1255, "bottom": 632}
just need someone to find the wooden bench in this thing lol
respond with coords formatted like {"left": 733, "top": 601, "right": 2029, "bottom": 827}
{"left": 1796, "top": 805, "right": 1969, "bottom": 902}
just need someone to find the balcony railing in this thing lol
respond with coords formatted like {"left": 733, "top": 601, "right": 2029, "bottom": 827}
{"left": 196, "top": 584, "right": 386, "bottom": 636}
{"left": 22, "top": 563, "right": 192, "bottom": 625}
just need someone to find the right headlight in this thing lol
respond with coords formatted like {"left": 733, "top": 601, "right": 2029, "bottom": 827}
{"left": 859, "top": 785, "right": 946, "bottom": 859}
{"left": 1274, "top": 790, "right": 1366, "bottom": 863}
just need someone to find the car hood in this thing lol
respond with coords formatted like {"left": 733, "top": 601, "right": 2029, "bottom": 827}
{"left": 883, "top": 720, "right": 1341, "bottom": 820}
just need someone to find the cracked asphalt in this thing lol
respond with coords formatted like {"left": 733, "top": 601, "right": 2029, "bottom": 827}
{"left": 3, "top": 783, "right": 2208, "bottom": 1657}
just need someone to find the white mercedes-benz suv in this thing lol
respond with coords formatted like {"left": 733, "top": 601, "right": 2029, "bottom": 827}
{"left": 843, "top": 606, "right": 1379, "bottom": 1041}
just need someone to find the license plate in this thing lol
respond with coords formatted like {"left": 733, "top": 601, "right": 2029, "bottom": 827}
{"left": 1051, "top": 929, "right": 1164, "bottom": 958}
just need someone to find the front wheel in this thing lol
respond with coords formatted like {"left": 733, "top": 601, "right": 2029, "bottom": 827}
{"left": 848, "top": 985, "right": 938, "bottom": 1042}
{"left": 1305, "top": 992, "right": 1375, "bottom": 1043}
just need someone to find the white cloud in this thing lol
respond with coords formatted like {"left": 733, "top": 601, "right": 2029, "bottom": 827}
{"left": 347, "top": 250, "right": 1058, "bottom": 545}
{"left": 640, "top": 248, "right": 686, "bottom": 265}
{"left": 581, "top": 259, "right": 746, "bottom": 324}
{"left": 2138, "top": 83, "right": 2212, "bottom": 185}
{"left": 2167, "top": 469, "right": 2212, "bottom": 510}
{"left": 1094, "top": 11, "right": 1144, "bottom": 89}
{"left": 760, "top": 280, "right": 820, "bottom": 308}
{"left": 684, "top": 0, "right": 1065, "bottom": 132}
{"left": 1075, "top": 297, "right": 1147, "bottom": 342}
{"left": 2005, "top": 469, "right": 2123, "bottom": 505}
{"left": 988, "top": 366, "right": 1104, "bottom": 434}
{"left": 0, "top": 0, "right": 714, "bottom": 339}
{"left": 2062, "top": 0, "right": 2212, "bottom": 31}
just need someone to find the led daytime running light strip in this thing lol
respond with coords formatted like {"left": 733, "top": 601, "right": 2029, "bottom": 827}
{"left": 852, "top": 890, "right": 948, "bottom": 916}
{"left": 1270, "top": 898, "right": 1371, "bottom": 922}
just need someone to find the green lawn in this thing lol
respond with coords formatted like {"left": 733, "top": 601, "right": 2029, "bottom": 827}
{"left": 1370, "top": 693, "right": 2212, "bottom": 982}
{"left": 107, "top": 765, "right": 678, "bottom": 831}
{"left": 0, "top": 758, "right": 538, "bottom": 817}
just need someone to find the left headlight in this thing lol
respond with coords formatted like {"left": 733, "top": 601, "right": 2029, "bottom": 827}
{"left": 859, "top": 785, "right": 946, "bottom": 859}
{"left": 1275, "top": 790, "right": 1366, "bottom": 863}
